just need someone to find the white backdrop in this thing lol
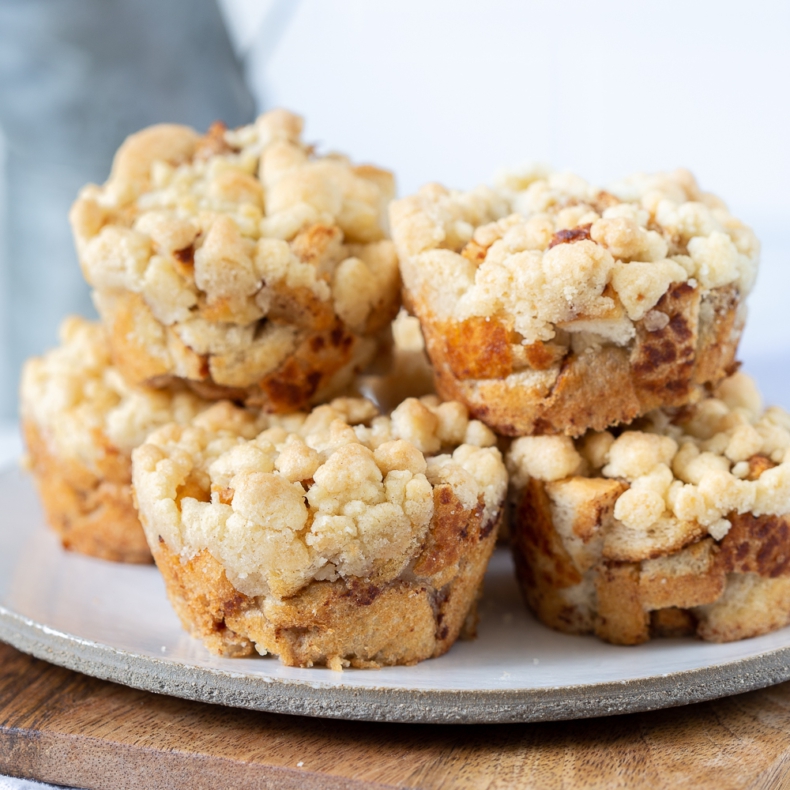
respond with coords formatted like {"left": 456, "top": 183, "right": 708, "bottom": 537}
{"left": 221, "top": 0, "right": 790, "bottom": 372}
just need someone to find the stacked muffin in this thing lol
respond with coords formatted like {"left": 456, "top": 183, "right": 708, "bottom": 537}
{"left": 390, "top": 167, "right": 790, "bottom": 645}
{"left": 390, "top": 169, "right": 752, "bottom": 436}
{"left": 68, "top": 110, "right": 401, "bottom": 409}
{"left": 21, "top": 110, "right": 508, "bottom": 668}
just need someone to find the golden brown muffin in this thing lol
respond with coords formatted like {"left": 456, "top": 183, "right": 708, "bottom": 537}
{"left": 390, "top": 168, "right": 757, "bottom": 437}
{"left": 20, "top": 317, "right": 209, "bottom": 562}
{"left": 70, "top": 109, "right": 401, "bottom": 412}
{"left": 132, "top": 396, "right": 507, "bottom": 667}
{"left": 507, "top": 372, "right": 790, "bottom": 644}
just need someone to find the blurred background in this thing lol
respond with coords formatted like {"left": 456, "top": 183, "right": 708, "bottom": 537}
{"left": 0, "top": 0, "right": 788, "bottom": 454}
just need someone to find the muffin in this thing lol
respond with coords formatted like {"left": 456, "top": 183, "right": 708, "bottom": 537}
{"left": 20, "top": 317, "right": 209, "bottom": 562}
{"left": 69, "top": 109, "right": 400, "bottom": 412}
{"left": 390, "top": 168, "right": 758, "bottom": 436}
{"left": 507, "top": 372, "right": 790, "bottom": 644}
{"left": 132, "top": 396, "right": 507, "bottom": 667}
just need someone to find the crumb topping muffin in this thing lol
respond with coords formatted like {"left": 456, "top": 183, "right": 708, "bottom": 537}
{"left": 20, "top": 317, "right": 209, "bottom": 562}
{"left": 70, "top": 109, "right": 400, "bottom": 411}
{"left": 507, "top": 372, "right": 790, "bottom": 644}
{"left": 391, "top": 167, "right": 757, "bottom": 436}
{"left": 132, "top": 396, "right": 507, "bottom": 666}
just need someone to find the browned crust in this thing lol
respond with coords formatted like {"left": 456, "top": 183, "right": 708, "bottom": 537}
{"left": 628, "top": 281, "right": 700, "bottom": 398}
{"left": 531, "top": 346, "right": 642, "bottom": 438}
{"left": 745, "top": 454, "right": 775, "bottom": 481}
{"left": 421, "top": 283, "right": 742, "bottom": 436}
{"left": 264, "top": 285, "right": 336, "bottom": 334}
{"left": 595, "top": 563, "right": 650, "bottom": 645}
{"left": 291, "top": 223, "right": 343, "bottom": 269}
{"left": 601, "top": 515, "right": 707, "bottom": 564}
{"left": 148, "top": 486, "right": 503, "bottom": 667}
{"left": 461, "top": 240, "right": 488, "bottom": 265}
{"left": 547, "top": 224, "right": 593, "bottom": 249}
{"left": 510, "top": 477, "right": 790, "bottom": 646}
{"left": 152, "top": 542, "right": 256, "bottom": 657}
{"left": 510, "top": 478, "right": 587, "bottom": 634}
{"left": 249, "top": 322, "right": 373, "bottom": 412}
{"left": 441, "top": 317, "right": 513, "bottom": 380}
{"left": 102, "top": 288, "right": 379, "bottom": 413}
{"left": 717, "top": 512, "right": 790, "bottom": 578}
{"left": 22, "top": 419, "right": 151, "bottom": 564}
{"left": 521, "top": 340, "right": 567, "bottom": 371}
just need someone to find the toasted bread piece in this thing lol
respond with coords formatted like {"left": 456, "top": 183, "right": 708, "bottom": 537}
{"left": 133, "top": 396, "right": 507, "bottom": 667}
{"left": 695, "top": 574, "right": 790, "bottom": 642}
{"left": 595, "top": 563, "right": 650, "bottom": 645}
{"left": 639, "top": 538, "right": 725, "bottom": 610}
{"left": 391, "top": 168, "right": 757, "bottom": 437}
{"left": 511, "top": 477, "right": 585, "bottom": 632}
{"left": 508, "top": 374, "right": 790, "bottom": 644}
{"left": 71, "top": 109, "right": 400, "bottom": 412}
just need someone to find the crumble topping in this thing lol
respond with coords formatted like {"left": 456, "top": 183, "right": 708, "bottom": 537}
{"left": 392, "top": 167, "right": 758, "bottom": 348}
{"left": 133, "top": 396, "right": 506, "bottom": 599}
{"left": 507, "top": 372, "right": 790, "bottom": 541}
{"left": 70, "top": 110, "right": 399, "bottom": 389}
{"left": 20, "top": 317, "right": 208, "bottom": 470}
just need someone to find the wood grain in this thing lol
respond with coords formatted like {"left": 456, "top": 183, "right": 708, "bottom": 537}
{"left": 1, "top": 641, "right": 790, "bottom": 789}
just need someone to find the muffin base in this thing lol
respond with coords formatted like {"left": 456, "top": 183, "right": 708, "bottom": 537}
{"left": 148, "top": 485, "right": 502, "bottom": 667}
{"left": 99, "top": 290, "right": 385, "bottom": 413}
{"left": 419, "top": 283, "right": 743, "bottom": 437}
{"left": 511, "top": 476, "right": 790, "bottom": 645}
{"left": 23, "top": 420, "right": 151, "bottom": 564}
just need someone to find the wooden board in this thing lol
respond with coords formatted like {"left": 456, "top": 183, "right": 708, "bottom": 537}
{"left": 1, "top": 641, "right": 789, "bottom": 790}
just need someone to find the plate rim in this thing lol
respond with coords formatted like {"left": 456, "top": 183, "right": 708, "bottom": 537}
{"left": 3, "top": 601, "right": 790, "bottom": 724}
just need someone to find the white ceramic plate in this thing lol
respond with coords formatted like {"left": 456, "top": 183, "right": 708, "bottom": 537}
{"left": 1, "top": 465, "right": 790, "bottom": 724}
